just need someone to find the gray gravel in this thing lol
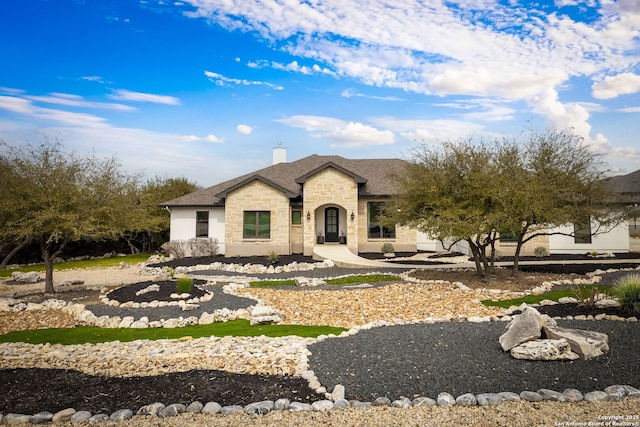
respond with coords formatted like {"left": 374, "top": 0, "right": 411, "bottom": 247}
{"left": 308, "top": 320, "right": 640, "bottom": 401}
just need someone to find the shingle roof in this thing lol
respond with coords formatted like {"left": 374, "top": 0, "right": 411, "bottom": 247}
{"left": 161, "top": 154, "right": 407, "bottom": 207}
{"left": 605, "top": 169, "right": 640, "bottom": 204}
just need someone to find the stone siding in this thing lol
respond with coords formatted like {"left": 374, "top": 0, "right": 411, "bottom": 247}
{"left": 224, "top": 180, "right": 291, "bottom": 256}
{"left": 302, "top": 168, "right": 359, "bottom": 255}
{"left": 357, "top": 199, "right": 417, "bottom": 254}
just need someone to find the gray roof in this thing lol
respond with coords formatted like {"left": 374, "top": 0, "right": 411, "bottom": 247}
{"left": 162, "top": 154, "right": 407, "bottom": 207}
{"left": 606, "top": 169, "right": 640, "bottom": 204}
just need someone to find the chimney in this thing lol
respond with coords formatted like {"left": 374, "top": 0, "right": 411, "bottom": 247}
{"left": 273, "top": 142, "right": 286, "bottom": 165}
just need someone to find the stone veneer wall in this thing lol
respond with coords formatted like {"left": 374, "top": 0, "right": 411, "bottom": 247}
{"left": 357, "top": 199, "right": 417, "bottom": 254}
{"left": 303, "top": 168, "right": 359, "bottom": 255}
{"left": 224, "top": 180, "right": 291, "bottom": 256}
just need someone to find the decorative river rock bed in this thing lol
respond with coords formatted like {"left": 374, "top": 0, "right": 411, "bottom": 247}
{"left": 1, "top": 260, "right": 640, "bottom": 422}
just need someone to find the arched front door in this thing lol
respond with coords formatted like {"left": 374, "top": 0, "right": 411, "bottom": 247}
{"left": 325, "top": 207, "right": 339, "bottom": 242}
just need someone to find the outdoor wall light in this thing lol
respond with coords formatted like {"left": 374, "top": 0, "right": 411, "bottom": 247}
{"left": 350, "top": 211, "right": 355, "bottom": 220}
{"left": 307, "top": 211, "right": 311, "bottom": 220}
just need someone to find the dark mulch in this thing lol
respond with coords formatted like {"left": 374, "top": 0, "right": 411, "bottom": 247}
{"left": 105, "top": 280, "right": 209, "bottom": 304}
{"left": 308, "top": 320, "right": 640, "bottom": 401}
{"left": 0, "top": 369, "right": 324, "bottom": 415}
{"left": 149, "top": 254, "right": 314, "bottom": 269}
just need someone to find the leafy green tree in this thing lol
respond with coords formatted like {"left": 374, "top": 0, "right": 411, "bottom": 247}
{"left": 117, "top": 176, "right": 198, "bottom": 253}
{"left": 386, "top": 130, "right": 626, "bottom": 277}
{"left": 493, "top": 130, "right": 625, "bottom": 272}
{"left": 0, "top": 138, "right": 132, "bottom": 293}
{"left": 387, "top": 139, "right": 503, "bottom": 276}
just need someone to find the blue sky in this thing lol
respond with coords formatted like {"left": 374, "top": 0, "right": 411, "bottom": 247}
{"left": 1, "top": 0, "right": 639, "bottom": 187}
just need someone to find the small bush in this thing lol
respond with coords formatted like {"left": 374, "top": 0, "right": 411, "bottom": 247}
{"left": 534, "top": 246, "right": 549, "bottom": 257}
{"left": 176, "top": 276, "right": 194, "bottom": 294}
{"left": 161, "top": 238, "right": 219, "bottom": 258}
{"left": 381, "top": 243, "right": 395, "bottom": 254}
{"left": 613, "top": 274, "right": 640, "bottom": 315}
{"left": 266, "top": 251, "right": 279, "bottom": 265}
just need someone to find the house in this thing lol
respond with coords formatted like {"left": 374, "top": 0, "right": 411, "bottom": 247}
{"left": 162, "top": 148, "right": 635, "bottom": 258}
{"left": 162, "top": 148, "right": 433, "bottom": 257}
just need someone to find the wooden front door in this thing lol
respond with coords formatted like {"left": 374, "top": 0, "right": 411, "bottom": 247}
{"left": 325, "top": 207, "right": 339, "bottom": 242}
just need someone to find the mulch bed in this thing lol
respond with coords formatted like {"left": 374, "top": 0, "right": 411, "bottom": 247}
{"left": 0, "top": 369, "right": 323, "bottom": 415}
{"left": 105, "top": 280, "right": 209, "bottom": 304}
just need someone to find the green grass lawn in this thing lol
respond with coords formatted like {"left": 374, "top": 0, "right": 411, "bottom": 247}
{"left": 0, "top": 253, "right": 151, "bottom": 278}
{"left": 0, "top": 319, "right": 346, "bottom": 345}
{"left": 481, "top": 285, "right": 612, "bottom": 308}
{"left": 250, "top": 274, "right": 402, "bottom": 287}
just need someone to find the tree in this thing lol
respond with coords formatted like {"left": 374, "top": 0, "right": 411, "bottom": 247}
{"left": 492, "top": 130, "right": 626, "bottom": 273}
{"left": 116, "top": 176, "right": 198, "bottom": 253}
{"left": 386, "top": 130, "right": 626, "bottom": 277}
{"left": 386, "top": 139, "right": 503, "bottom": 276}
{"left": 0, "top": 138, "right": 132, "bottom": 293}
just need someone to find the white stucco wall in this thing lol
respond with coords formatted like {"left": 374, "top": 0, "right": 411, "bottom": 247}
{"left": 548, "top": 221, "right": 629, "bottom": 254}
{"left": 416, "top": 231, "right": 469, "bottom": 254}
{"left": 169, "top": 207, "right": 226, "bottom": 254}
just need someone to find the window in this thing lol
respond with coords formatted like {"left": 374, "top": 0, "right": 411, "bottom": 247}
{"left": 368, "top": 202, "right": 395, "bottom": 239}
{"left": 291, "top": 210, "right": 302, "bottom": 225}
{"left": 244, "top": 211, "right": 271, "bottom": 239}
{"left": 574, "top": 218, "right": 592, "bottom": 244}
{"left": 499, "top": 231, "right": 519, "bottom": 243}
{"left": 196, "top": 211, "right": 209, "bottom": 238}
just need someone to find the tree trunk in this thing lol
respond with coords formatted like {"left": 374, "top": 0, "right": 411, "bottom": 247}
{"left": 512, "top": 238, "right": 524, "bottom": 275}
{"left": 0, "top": 240, "right": 28, "bottom": 269}
{"left": 39, "top": 239, "right": 66, "bottom": 294}
{"left": 123, "top": 236, "right": 140, "bottom": 254}
{"left": 467, "top": 239, "right": 486, "bottom": 277}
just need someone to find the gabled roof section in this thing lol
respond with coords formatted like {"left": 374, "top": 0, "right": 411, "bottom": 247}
{"left": 215, "top": 175, "right": 298, "bottom": 199}
{"left": 295, "top": 161, "right": 367, "bottom": 185}
{"left": 162, "top": 154, "right": 408, "bottom": 207}
{"left": 605, "top": 169, "right": 640, "bottom": 204}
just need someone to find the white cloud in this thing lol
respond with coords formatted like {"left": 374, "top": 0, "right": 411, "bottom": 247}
{"left": 319, "top": 122, "right": 395, "bottom": 147}
{"left": 181, "top": 0, "right": 640, "bottom": 150}
{"left": 204, "top": 71, "right": 284, "bottom": 90}
{"left": 237, "top": 124, "right": 253, "bottom": 134}
{"left": 109, "top": 89, "right": 181, "bottom": 105}
{"left": 275, "top": 115, "right": 346, "bottom": 131}
{"left": 0, "top": 95, "right": 109, "bottom": 128}
{"left": 341, "top": 88, "right": 403, "bottom": 101}
{"left": 81, "top": 76, "right": 105, "bottom": 84}
{"left": 620, "top": 107, "right": 640, "bottom": 113}
{"left": 181, "top": 134, "right": 223, "bottom": 143}
{"left": 592, "top": 73, "right": 640, "bottom": 99}
{"left": 371, "top": 117, "right": 486, "bottom": 142}
{"left": 26, "top": 93, "right": 136, "bottom": 111}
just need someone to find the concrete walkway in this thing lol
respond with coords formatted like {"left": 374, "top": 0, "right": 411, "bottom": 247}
{"left": 312, "top": 244, "right": 462, "bottom": 269}
{"left": 312, "top": 244, "right": 640, "bottom": 270}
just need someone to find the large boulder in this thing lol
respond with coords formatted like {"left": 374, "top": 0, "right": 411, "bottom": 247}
{"left": 510, "top": 339, "right": 579, "bottom": 361}
{"left": 499, "top": 307, "right": 557, "bottom": 351}
{"left": 11, "top": 271, "right": 40, "bottom": 283}
{"left": 543, "top": 326, "right": 609, "bottom": 360}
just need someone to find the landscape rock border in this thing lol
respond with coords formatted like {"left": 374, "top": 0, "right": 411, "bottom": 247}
{"left": 1, "top": 384, "right": 638, "bottom": 424}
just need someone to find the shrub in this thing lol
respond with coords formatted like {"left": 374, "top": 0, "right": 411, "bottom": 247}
{"left": 534, "top": 246, "right": 549, "bottom": 257}
{"left": 381, "top": 243, "right": 395, "bottom": 254}
{"left": 161, "top": 238, "right": 219, "bottom": 258}
{"left": 176, "top": 276, "right": 194, "bottom": 294}
{"left": 613, "top": 274, "right": 640, "bottom": 315}
{"left": 266, "top": 251, "right": 279, "bottom": 265}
